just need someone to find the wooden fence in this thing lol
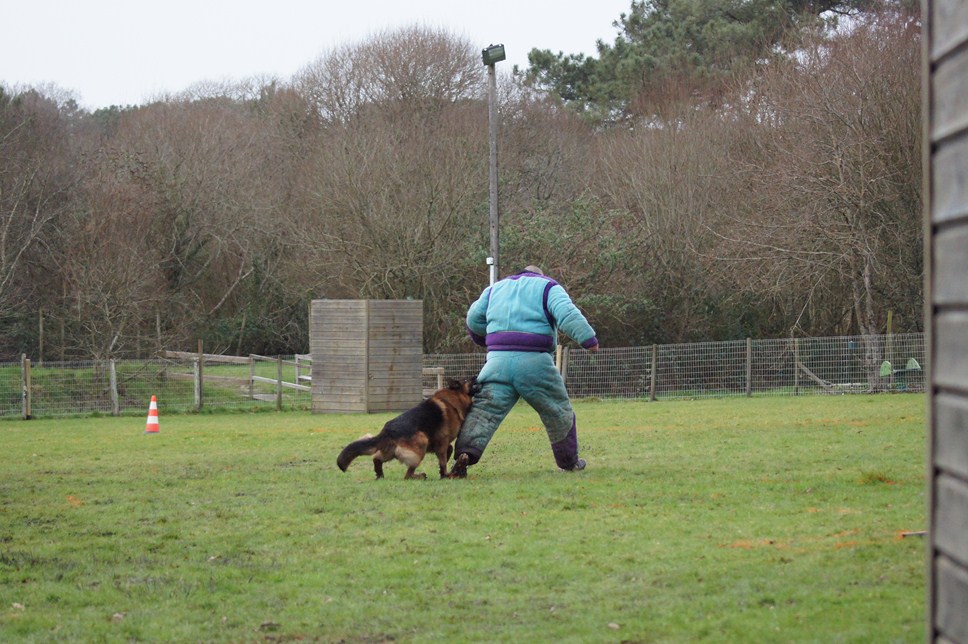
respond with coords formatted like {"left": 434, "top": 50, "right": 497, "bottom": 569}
{"left": 161, "top": 350, "right": 311, "bottom": 412}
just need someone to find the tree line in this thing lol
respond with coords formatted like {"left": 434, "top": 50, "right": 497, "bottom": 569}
{"left": 0, "top": 4, "right": 920, "bottom": 361}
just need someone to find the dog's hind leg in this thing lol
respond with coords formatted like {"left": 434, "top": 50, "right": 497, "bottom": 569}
{"left": 395, "top": 441, "right": 427, "bottom": 480}
{"left": 372, "top": 457, "right": 385, "bottom": 479}
{"left": 404, "top": 466, "right": 426, "bottom": 480}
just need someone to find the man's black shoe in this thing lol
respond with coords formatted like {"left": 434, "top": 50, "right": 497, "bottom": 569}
{"left": 448, "top": 452, "right": 469, "bottom": 478}
{"left": 560, "top": 457, "right": 586, "bottom": 472}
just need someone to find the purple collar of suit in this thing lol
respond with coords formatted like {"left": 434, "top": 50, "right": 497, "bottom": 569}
{"left": 512, "top": 270, "right": 556, "bottom": 283}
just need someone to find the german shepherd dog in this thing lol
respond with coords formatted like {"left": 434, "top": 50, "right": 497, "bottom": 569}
{"left": 336, "top": 378, "right": 477, "bottom": 480}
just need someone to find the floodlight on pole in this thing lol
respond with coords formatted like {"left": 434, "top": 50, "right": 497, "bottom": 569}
{"left": 483, "top": 44, "right": 504, "bottom": 286}
{"left": 482, "top": 44, "right": 506, "bottom": 66}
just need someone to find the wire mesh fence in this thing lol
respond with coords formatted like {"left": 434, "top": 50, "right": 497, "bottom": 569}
{"left": 0, "top": 354, "right": 313, "bottom": 420}
{"left": 423, "top": 353, "right": 487, "bottom": 385}
{"left": 1, "top": 333, "right": 924, "bottom": 419}
{"left": 563, "top": 333, "right": 925, "bottom": 400}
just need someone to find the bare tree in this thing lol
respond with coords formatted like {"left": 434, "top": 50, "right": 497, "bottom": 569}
{"left": 290, "top": 27, "right": 492, "bottom": 350}
{"left": 499, "top": 80, "right": 593, "bottom": 206}
{"left": 53, "top": 155, "right": 167, "bottom": 358}
{"left": 710, "top": 10, "right": 921, "bottom": 379}
{"left": 66, "top": 91, "right": 295, "bottom": 355}
{"left": 295, "top": 25, "right": 484, "bottom": 124}
{"left": 587, "top": 107, "right": 741, "bottom": 343}
{"left": 0, "top": 89, "right": 79, "bottom": 334}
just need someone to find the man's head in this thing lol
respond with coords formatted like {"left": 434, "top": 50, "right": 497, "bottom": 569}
{"left": 523, "top": 265, "right": 544, "bottom": 275}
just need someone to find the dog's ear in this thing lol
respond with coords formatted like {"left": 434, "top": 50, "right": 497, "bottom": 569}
{"left": 468, "top": 376, "right": 481, "bottom": 396}
{"left": 447, "top": 379, "right": 463, "bottom": 391}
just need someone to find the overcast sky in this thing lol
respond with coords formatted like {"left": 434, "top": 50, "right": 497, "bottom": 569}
{"left": 3, "top": 0, "right": 632, "bottom": 110}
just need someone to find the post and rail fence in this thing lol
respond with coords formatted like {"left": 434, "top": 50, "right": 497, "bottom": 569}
{"left": 0, "top": 333, "right": 925, "bottom": 419}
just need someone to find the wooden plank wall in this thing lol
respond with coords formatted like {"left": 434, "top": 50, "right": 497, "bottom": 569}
{"left": 364, "top": 300, "right": 423, "bottom": 411}
{"left": 926, "top": 2, "right": 968, "bottom": 642}
{"left": 309, "top": 300, "right": 423, "bottom": 413}
{"left": 311, "top": 300, "right": 368, "bottom": 413}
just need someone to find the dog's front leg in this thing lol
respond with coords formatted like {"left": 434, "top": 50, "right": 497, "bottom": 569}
{"left": 436, "top": 450, "right": 449, "bottom": 479}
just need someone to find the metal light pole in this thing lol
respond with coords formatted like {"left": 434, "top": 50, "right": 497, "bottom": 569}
{"left": 482, "top": 44, "right": 505, "bottom": 286}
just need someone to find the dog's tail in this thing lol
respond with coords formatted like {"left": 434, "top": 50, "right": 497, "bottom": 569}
{"left": 337, "top": 434, "right": 381, "bottom": 472}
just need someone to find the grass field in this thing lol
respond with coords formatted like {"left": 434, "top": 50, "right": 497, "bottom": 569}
{"left": 0, "top": 394, "right": 926, "bottom": 642}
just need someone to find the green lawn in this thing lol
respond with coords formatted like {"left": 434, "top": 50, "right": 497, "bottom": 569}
{"left": 0, "top": 394, "right": 926, "bottom": 642}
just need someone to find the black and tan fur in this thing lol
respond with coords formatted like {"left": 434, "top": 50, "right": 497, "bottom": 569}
{"left": 336, "top": 378, "right": 477, "bottom": 480}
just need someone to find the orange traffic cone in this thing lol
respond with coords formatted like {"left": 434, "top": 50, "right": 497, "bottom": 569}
{"left": 145, "top": 395, "right": 160, "bottom": 434}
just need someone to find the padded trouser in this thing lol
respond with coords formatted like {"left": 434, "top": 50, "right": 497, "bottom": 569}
{"left": 455, "top": 351, "right": 581, "bottom": 469}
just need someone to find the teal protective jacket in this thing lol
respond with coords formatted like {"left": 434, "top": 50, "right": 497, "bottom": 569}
{"left": 466, "top": 271, "right": 598, "bottom": 353}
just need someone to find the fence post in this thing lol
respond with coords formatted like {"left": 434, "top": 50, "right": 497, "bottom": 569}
{"left": 746, "top": 337, "right": 752, "bottom": 397}
{"left": 276, "top": 356, "right": 283, "bottom": 411}
{"left": 560, "top": 347, "right": 570, "bottom": 385}
{"left": 193, "top": 358, "right": 201, "bottom": 411}
{"left": 21, "top": 354, "right": 32, "bottom": 420}
{"left": 109, "top": 359, "right": 119, "bottom": 416}
{"left": 650, "top": 344, "right": 658, "bottom": 402}
{"left": 793, "top": 338, "right": 800, "bottom": 396}
{"left": 196, "top": 340, "right": 204, "bottom": 411}
{"left": 38, "top": 309, "right": 44, "bottom": 367}
{"left": 249, "top": 355, "right": 255, "bottom": 399}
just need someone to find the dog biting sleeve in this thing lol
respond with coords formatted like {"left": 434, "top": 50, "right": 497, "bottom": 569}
{"left": 454, "top": 359, "right": 520, "bottom": 463}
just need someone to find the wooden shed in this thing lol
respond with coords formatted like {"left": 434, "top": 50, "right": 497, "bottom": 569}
{"left": 309, "top": 300, "right": 423, "bottom": 413}
{"left": 925, "top": 2, "right": 968, "bottom": 642}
